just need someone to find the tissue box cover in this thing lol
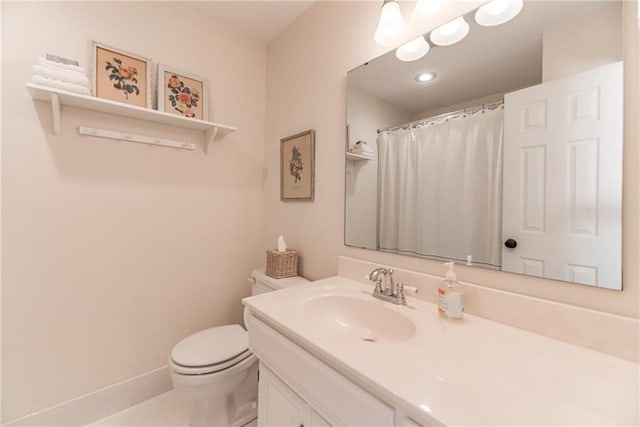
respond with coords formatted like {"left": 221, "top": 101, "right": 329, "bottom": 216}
{"left": 266, "top": 249, "right": 298, "bottom": 278}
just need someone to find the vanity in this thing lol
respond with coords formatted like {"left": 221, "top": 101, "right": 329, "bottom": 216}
{"left": 243, "top": 272, "right": 638, "bottom": 426}
{"left": 242, "top": 1, "right": 639, "bottom": 424}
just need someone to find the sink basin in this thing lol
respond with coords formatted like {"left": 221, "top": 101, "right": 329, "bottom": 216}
{"left": 304, "top": 295, "right": 416, "bottom": 342}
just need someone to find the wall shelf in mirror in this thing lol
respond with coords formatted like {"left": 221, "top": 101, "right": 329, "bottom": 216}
{"left": 26, "top": 83, "right": 237, "bottom": 154}
{"left": 346, "top": 152, "right": 373, "bottom": 161}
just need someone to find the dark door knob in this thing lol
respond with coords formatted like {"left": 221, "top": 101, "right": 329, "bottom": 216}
{"left": 504, "top": 238, "right": 517, "bottom": 249}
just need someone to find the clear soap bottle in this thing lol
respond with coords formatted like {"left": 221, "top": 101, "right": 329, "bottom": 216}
{"left": 438, "top": 262, "right": 464, "bottom": 319}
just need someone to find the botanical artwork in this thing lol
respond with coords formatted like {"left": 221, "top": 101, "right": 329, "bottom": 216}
{"left": 104, "top": 58, "right": 139, "bottom": 100}
{"left": 289, "top": 145, "right": 304, "bottom": 183}
{"left": 158, "top": 65, "right": 207, "bottom": 120}
{"left": 93, "top": 43, "right": 150, "bottom": 108}
{"left": 281, "top": 130, "right": 315, "bottom": 201}
{"left": 166, "top": 74, "right": 201, "bottom": 118}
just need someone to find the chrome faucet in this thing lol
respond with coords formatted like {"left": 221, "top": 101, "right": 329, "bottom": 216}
{"left": 383, "top": 268, "right": 396, "bottom": 296}
{"left": 368, "top": 267, "right": 388, "bottom": 295}
{"left": 368, "top": 267, "right": 417, "bottom": 305}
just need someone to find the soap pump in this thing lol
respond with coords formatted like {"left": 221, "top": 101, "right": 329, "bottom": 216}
{"left": 438, "top": 262, "right": 464, "bottom": 319}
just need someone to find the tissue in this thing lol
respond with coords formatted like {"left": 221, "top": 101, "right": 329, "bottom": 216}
{"left": 277, "top": 235, "right": 287, "bottom": 252}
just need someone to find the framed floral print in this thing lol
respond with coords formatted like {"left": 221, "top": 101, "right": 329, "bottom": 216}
{"left": 92, "top": 41, "right": 151, "bottom": 108}
{"left": 280, "top": 129, "right": 315, "bottom": 201}
{"left": 157, "top": 65, "right": 208, "bottom": 120}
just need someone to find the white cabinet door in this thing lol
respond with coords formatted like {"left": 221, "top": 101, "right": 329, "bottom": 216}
{"left": 258, "top": 364, "right": 307, "bottom": 427}
{"left": 502, "top": 61, "right": 623, "bottom": 289}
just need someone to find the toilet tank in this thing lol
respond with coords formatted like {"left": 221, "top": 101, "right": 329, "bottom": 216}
{"left": 249, "top": 269, "right": 309, "bottom": 295}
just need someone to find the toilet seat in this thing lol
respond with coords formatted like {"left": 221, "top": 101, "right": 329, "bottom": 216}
{"left": 170, "top": 324, "right": 251, "bottom": 376}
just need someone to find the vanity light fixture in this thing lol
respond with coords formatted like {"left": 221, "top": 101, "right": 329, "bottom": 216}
{"left": 374, "top": 0, "right": 410, "bottom": 47}
{"left": 414, "top": 71, "right": 437, "bottom": 83}
{"left": 412, "top": 0, "right": 443, "bottom": 21}
{"left": 396, "top": 36, "right": 430, "bottom": 62}
{"left": 430, "top": 16, "right": 469, "bottom": 46}
{"left": 475, "top": 0, "right": 524, "bottom": 27}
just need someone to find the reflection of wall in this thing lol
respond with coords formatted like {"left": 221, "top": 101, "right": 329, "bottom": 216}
{"left": 345, "top": 86, "right": 412, "bottom": 249}
{"left": 543, "top": 3, "right": 622, "bottom": 82}
{"left": 264, "top": 0, "right": 639, "bottom": 319}
{"left": 2, "top": 2, "right": 265, "bottom": 422}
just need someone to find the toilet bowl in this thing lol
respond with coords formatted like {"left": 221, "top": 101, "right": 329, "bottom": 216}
{"left": 170, "top": 269, "right": 309, "bottom": 427}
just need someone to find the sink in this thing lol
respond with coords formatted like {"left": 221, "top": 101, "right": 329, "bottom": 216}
{"left": 304, "top": 295, "right": 416, "bottom": 342}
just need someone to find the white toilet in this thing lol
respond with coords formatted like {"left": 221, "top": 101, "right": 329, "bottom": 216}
{"left": 169, "top": 269, "right": 309, "bottom": 426}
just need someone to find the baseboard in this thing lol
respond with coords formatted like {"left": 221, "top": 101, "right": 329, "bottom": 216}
{"left": 3, "top": 366, "right": 172, "bottom": 426}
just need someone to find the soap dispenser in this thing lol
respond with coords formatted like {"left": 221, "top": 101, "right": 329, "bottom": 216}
{"left": 438, "top": 262, "right": 464, "bottom": 319}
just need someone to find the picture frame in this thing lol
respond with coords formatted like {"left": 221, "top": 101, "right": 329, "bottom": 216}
{"left": 91, "top": 41, "right": 152, "bottom": 108}
{"left": 280, "top": 129, "right": 315, "bottom": 201}
{"left": 157, "top": 64, "right": 208, "bottom": 120}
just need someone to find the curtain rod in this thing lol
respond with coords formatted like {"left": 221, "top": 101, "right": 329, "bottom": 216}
{"left": 377, "top": 100, "right": 504, "bottom": 134}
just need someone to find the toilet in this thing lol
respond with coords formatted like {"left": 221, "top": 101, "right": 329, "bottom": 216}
{"left": 169, "top": 269, "right": 309, "bottom": 427}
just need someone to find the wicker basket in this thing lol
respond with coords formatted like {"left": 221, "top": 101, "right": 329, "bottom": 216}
{"left": 265, "top": 249, "right": 298, "bottom": 278}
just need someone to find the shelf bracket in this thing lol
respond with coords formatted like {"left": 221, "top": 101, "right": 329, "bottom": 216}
{"left": 50, "top": 92, "right": 61, "bottom": 135}
{"left": 205, "top": 127, "right": 219, "bottom": 154}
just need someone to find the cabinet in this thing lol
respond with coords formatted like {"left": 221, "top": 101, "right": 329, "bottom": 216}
{"left": 247, "top": 314, "right": 403, "bottom": 426}
{"left": 258, "top": 364, "right": 330, "bottom": 427}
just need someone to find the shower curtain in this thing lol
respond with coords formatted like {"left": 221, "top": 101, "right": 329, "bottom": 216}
{"left": 377, "top": 106, "right": 504, "bottom": 268}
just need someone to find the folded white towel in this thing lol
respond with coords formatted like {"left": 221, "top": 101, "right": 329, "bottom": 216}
{"left": 37, "top": 57, "right": 86, "bottom": 74}
{"left": 31, "top": 74, "right": 91, "bottom": 95}
{"left": 351, "top": 143, "right": 374, "bottom": 156}
{"left": 33, "top": 64, "right": 89, "bottom": 87}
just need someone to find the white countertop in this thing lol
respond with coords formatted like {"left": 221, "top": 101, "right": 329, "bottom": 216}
{"left": 243, "top": 276, "right": 639, "bottom": 426}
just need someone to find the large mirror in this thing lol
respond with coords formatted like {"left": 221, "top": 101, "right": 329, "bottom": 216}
{"left": 345, "top": 1, "right": 628, "bottom": 290}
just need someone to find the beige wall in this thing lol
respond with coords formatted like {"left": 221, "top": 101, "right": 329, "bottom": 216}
{"left": 265, "top": 1, "right": 639, "bottom": 319}
{"left": 1, "top": 2, "right": 265, "bottom": 422}
{"left": 543, "top": 2, "right": 623, "bottom": 82}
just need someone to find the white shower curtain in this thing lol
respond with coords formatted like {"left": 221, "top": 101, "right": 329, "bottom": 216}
{"left": 377, "top": 106, "right": 504, "bottom": 268}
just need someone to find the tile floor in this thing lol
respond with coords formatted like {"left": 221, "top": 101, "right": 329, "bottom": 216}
{"left": 88, "top": 390, "right": 257, "bottom": 427}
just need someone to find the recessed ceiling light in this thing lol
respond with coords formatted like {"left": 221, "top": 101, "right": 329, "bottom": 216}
{"left": 415, "top": 71, "right": 437, "bottom": 83}
{"left": 396, "top": 36, "right": 430, "bottom": 62}
{"left": 430, "top": 16, "right": 469, "bottom": 46}
{"left": 475, "top": 0, "right": 524, "bottom": 27}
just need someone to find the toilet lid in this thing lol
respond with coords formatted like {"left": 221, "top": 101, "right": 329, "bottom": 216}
{"left": 171, "top": 324, "right": 248, "bottom": 367}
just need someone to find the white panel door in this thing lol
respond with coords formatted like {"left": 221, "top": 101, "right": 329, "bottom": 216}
{"left": 502, "top": 61, "right": 623, "bottom": 289}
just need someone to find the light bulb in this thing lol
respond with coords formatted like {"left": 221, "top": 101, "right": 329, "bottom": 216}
{"left": 396, "top": 36, "right": 430, "bottom": 62}
{"left": 374, "top": 1, "right": 410, "bottom": 47}
{"left": 486, "top": 0, "right": 510, "bottom": 16}
{"left": 475, "top": 0, "right": 523, "bottom": 27}
{"left": 439, "top": 18, "right": 461, "bottom": 36}
{"left": 430, "top": 16, "right": 469, "bottom": 46}
{"left": 412, "top": 0, "right": 442, "bottom": 20}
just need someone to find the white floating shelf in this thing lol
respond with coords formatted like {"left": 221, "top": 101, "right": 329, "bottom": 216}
{"left": 26, "top": 83, "right": 237, "bottom": 154}
{"left": 346, "top": 152, "right": 374, "bottom": 161}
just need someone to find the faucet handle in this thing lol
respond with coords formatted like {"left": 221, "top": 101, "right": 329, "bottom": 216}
{"left": 402, "top": 285, "right": 418, "bottom": 294}
{"left": 396, "top": 282, "right": 418, "bottom": 305}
